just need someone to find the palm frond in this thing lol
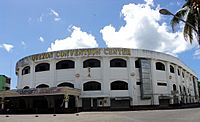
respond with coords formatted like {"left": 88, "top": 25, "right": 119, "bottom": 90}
{"left": 170, "top": 6, "right": 189, "bottom": 32}
{"left": 183, "top": 11, "right": 197, "bottom": 43}
{"left": 183, "top": 24, "right": 193, "bottom": 43}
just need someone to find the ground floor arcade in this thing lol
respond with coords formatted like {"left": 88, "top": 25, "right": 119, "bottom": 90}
{"left": 0, "top": 88, "right": 199, "bottom": 114}
{"left": 0, "top": 87, "right": 80, "bottom": 114}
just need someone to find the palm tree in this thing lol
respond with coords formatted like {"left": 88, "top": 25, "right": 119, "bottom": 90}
{"left": 170, "top": 0, "right": 200, "bottom": 45}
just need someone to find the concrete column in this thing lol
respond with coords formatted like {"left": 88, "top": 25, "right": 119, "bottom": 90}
{"left": 76, "top": 96, "right": 79, "bottom": 107}
{"left": 102, "top": 57, "right": 109, "bottom": 96}
{"left": 127, "top": 57, "right": 134, "bottom": 106}
{"left": 50, "top": 60, "right": 56, "bottom": 87}
{"left": 64, "top": 94, "right": 69, "bottom": 108}
{"left": 46, "top": 96, "right": 55, "bottom": 108}
{"left": 25, "top": 98, "right": 33, "bottom": 109}
{"left": 150, "top": 59, "right": 158, "bottom": 105}
{"left": 1, "top": 97, "right": 4, "bottom": 110}
{"left": 65, "top": 101, "right": 68, "bottom": 108}
{"left": 165, "top": 62, "right": 171, "bottom": 96}
{"left": 31, "top": 63, "right": 36, "bottom": 88}
{"left": 75, "top": 57, "right": 82, "bottom": 89}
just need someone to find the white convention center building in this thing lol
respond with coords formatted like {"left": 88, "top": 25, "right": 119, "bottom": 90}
{"left": 1, "top": 48, "right": 198, "bottom": 113}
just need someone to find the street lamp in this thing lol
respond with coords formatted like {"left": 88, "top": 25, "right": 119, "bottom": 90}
{"left": 159, "top": 9, "right": 173, "bottom": 16}
{"left": 159, "top": 8, "right": 198, "bottom": 33}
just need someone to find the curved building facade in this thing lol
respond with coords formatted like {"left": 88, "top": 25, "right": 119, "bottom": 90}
{"left": 15, "top": 48, "right": 199, "bottom": 110}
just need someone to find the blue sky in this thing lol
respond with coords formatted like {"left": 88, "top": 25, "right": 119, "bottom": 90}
{"left": 0, "top": 0, "right": 199, "bottom": 89}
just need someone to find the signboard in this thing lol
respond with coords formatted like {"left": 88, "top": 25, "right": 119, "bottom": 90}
{"left": 31, "top": 48, "right": 131, "bottom": 62}
{"left": 16, "top": 48, "right": 131, "bottom": 67}
{"left": 139, "top": 59, "right": 153, "bottom": 99}
{"left": 15, "top": 87, "right": 63, "bottom": 95}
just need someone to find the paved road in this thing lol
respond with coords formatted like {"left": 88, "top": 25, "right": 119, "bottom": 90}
{"left": 1, "top": 108, "right": 200, "bottom": 122}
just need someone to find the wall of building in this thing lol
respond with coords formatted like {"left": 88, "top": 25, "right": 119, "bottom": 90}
{"left": 15, "top": 48, "right": 199, "bottom": 108}
{"left": 0, "top": 75, "right": 10, "bottom": 91}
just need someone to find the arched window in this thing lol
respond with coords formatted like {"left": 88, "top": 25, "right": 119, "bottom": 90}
{"left": 23, "top": 86, "right": 30, "bottom": 89}
{"left": 83, "top": 81, "right": 101, "bottom": 91}
{"left": 56, "top": 60, "right": 75, "bottom": 69}
{"left": 110, "top": 58, "right": 127, "bottom": 67}
{"left": 83, "top": 59, "right": 100, "bottom": 68}
{"left": 111, "top": 81, "right": 128, "bottom": 90}
{"left": 173, "top": 84, "right": 177, "bottom": 91}
{"left": 135, "top": 59, "right": 140, "bottom": 68}
{"left": 170, "top": 65, "right": 175, "bottom": 73}
{"left": 156, "top": 62, "right": 165, "bottom": 71}
{"left": 22, "top": 66, "right": 30, "bottom": 75}
{"left": 57, "top": 82, "right": 74, "bottom": 88}
{"left": 36, "top": 84, "right": 49, "bottom": 88}
{"left": 35, "top": 63, "right": 50, "bottom": 72}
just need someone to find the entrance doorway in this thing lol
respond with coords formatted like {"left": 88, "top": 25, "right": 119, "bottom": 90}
{"left": 82, "top": 98, "right": 91, "bottom": 110}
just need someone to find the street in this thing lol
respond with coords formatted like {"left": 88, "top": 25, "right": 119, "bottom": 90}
{"left": 1, "top": 108, "right": 200, "bottom": 122}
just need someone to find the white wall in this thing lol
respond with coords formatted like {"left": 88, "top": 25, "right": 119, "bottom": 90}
{"left": 16, "top": 48, "right": 199, "bottom": 106}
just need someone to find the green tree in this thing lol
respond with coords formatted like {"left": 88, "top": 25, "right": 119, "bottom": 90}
{"left": 171, "top": 0, "right": 200, "bottom": 45}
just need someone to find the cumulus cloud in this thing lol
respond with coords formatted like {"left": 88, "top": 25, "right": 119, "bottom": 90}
{"left": 0, "top": 43, "right": 14, "bottom": 52}
{"left": 100, "top": 0, "right": 194, "bottom": 55}
{"left": 47, "top": 26, "right": 98, "bottom": 51}
{"left": 39, "top": 36, "right": 44, "bottom": 42}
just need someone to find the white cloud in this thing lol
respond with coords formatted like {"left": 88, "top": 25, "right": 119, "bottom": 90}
{"left": 54, "top": 18, "right": 61, "bottom": 21}
{"left": 36, "top": 9, "right": 61, "bottom": 23}
{"left": 100, "top": 1, "right": 194, "bottom": 56}
{"left": 50, "top": 9, "right": 59, "bottom": 17}
{"left": 39, "top": 14, "right": 44, "bottom": 22}
{"left": 21, "top": 41, "right": 26, "bottom": 46}
{"left": 0, "top": 43, "right": 14, "bottom": 52}
{"left": 194, "top": 49, "right": 200, "bottom": 59}
{"left": 144, "top": 0, "right": 154, "bottom": 6}
{"left": 39, "top": 36, "right": 44, "bottom": 42}
{"left": 50, "top": 9, "right": 61, "bottom": 22}
{"left": 47, "top": 26, "right": 98, "bottom": 52}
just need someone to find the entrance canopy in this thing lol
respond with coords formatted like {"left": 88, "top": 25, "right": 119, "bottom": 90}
{"left": 0, "top": 87, "right": 81, "bottom": 98}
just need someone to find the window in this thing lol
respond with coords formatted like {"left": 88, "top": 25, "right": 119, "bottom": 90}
{"left": 182, "top": 71, "right": 185, "bottom": 78}
{"left": 36, "top": 84, "right": 49, "bottom": 88}
{"left": 56, "top": 60, "right": 75, "bottom": 69}
{"left": 156, "top": 62, "right": 165, "bottom": 71}
{"left": 23, "top": 86, "right": 30, "bottom": 89}
{"left": 183, "top": 86, "right": 186, "bottom": 95}
{"left": 173, "top": 84, "right": 177, "bottom": 91}
{"left": 22, "top": 66, "right": 30, "bottom": 75}
{"left": 5, "top": 87, "right": 10, "bottom": 90}
{"left": 111, "top": 81, "right": 128, "bottom": 90}
{"left": 35, "top": 63, "right": 50, "bottom": 72}
{"left": 135, "top": 59, "right": 140, "bottom": 68}
{"left": 179, "top": 86, "right": 182, "bottom": 93}
{"left": 110, "top": 58, "right": 127, "bottom": 67}
{"left": 83, "top": 81, "right": 101, "bottom": 91}
{"left": 157, "top": 82, "right": 167, "bottom": 86}
{"left": 177, "top": 69, "right": 180, "bottom": 76}
{"left": 83, "top": 59, "right": 100, "bottom": 68}
{"left": 57, "top": 82, "right": 74, "bottom": 88}
{"left": 188, "top": 88, "right": 190, "bottom": 94}
{"left": 136, "top": 82, "right": 141, "bottom": 85}
{"left": 170, "top": 65, "right": 175, "bottom": 73}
